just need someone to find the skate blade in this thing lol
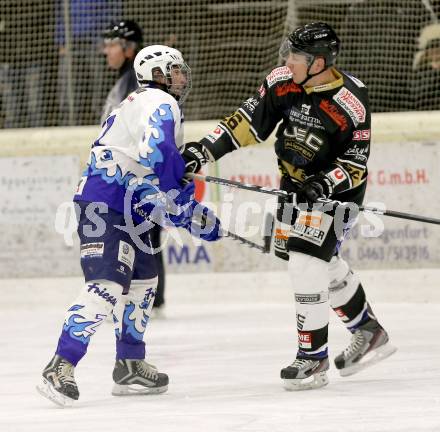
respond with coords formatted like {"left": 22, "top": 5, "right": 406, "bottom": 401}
{"left": 36, "top": 377, "right": 76, "bottom": 408}
{"left": 339, "top": 342, "right": 397, "bottom": 377}
{"left": 283, "top": 371, "right": 329, "bottom": 391}
{"left": 112, "top": 383, "right": 168, "bottom": 396}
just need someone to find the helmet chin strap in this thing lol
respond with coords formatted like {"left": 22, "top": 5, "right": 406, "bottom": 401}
{"left": 297, "top": 59, "right": 329, "bottom": 86}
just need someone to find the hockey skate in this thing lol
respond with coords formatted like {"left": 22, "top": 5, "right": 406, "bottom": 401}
{"left": 36, "top": 355, "right": 79, "bottom": 407}
{"left": 335, "top": 319, "right": 397, "bottom": 377}
{"left": 281, "top": 357, "right": 329, "bottom": 390}
{"left": 112, "top": 359, "right": 169, "bottom": 396}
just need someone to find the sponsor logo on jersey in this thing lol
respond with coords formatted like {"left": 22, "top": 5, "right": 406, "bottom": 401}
{"left": 205, "top": 125, "right": 225, "bottom": 143}
{"left": 243, "top": 97, "right": 259, "bottom": 113}
{"left": 291, "top": 211, "right": 333, "bottom": 246}
{"left": 80, "top": 242, "right": 104, "bottom": 258}
{"left": 275, "top": 81, "right": 302, "bottom": 96}
{"left": 346, "top": 144, "right": 369, "bottom": 155}
{"left": 284, "top": 126, "right": 324, "bottom": 153}
{"left": 301, "top": 104, "right": 311, "bottom": 115}
{"left": 289, "top": 108, "right": 325, "bottom": 130}
{"left": 266, "top": 66, "right": 292, "bottom": 87}
{"left": 298, "top": 331, "right": 312, "bottom": 349}
{"left": 118, "top": 240, "right": 135, "bottom": 270}
{"left": 319, "top": 99, "right": 348, "bottom": 131}
{"left": 327, "top": 167, "right": 347, "bottom": 186}
{"left": 333, "top": 88, "right": 366, "bottom": 126}
{"left": 298, "top": 213, "right": 322, "bottom": 228}
{"left": 285, "top": 141, "right": 314, "bottom": 161}
{"left": 353, "top": 129, "right": 370, "bottom": 141}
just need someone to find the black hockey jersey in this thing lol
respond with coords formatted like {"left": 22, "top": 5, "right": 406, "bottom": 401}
{"left": 200, "top": 66, "right": 371, "bottom": 203}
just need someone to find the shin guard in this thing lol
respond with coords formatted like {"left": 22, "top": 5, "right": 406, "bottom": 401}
{"left": 328, "top": 255, "right": 375, "bottom": 332}
{"left": 56, "top": 280, "right": 123, "bottom": 365}
{"left": 114, "top": 277, "right": 158, "bottom": 360}
{"left": 288, "top": 252, "right": 330, "bottom": 358}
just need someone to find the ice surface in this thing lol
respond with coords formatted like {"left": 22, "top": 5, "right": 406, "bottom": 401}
{"left": 1, "top": 270, "right": 439, "bottom": 432}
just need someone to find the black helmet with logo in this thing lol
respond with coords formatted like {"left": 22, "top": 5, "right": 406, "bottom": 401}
{"left": 283, "top": 22, "right": 340, "bottom": 67}
{"left": 102, "top": 19, "right": 143, "bottom": 45}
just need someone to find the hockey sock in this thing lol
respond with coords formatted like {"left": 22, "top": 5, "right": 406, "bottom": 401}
{"left": 114, "top": 277, "right": 158, "bottom": 360}
{"left": 328, "top": 255, "right": 376, "bottom": 332}
{"left": 56, "top": 280, "right": 123, "bottom": 366}
{"left": 288, "top": 252, "right": 330, "bottom": 359}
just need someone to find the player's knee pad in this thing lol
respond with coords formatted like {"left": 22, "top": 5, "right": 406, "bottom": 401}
{"left": 288, "top": 251, "right": 330, "bottom": 334}
{"left": 328, "top": 255, "right": 360, "bottom": 308}
{"left": 126, "top": 277, "right": 158, "bottom": 305}
{"left": 72, "top": 279, "right": 123, "bottom": 316}
{"left": 288, "top": 251, "right": 330, "bottom": 294}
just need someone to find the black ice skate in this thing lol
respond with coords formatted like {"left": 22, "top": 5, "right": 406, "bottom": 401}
{"left": 112, "top": 359, "right": 169, "bottom": 396}
{"left": 334, "top": 319, "right": 397, "bottom": 377}
{"left": 36, "top": 355, "right": 79, "bottom": 407}
{"left": 281, "top": 357, "right": 329, "bottom": 390}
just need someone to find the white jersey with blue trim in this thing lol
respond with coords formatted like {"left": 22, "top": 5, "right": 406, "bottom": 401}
{"left": 75, "top": 87, "right": 186, "bottom": 221}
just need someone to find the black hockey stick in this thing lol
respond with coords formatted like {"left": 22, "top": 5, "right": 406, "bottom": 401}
{"left": 189, "top": 173, "right": 440, "bottom": 226}
{"left": 222, "top": 212, "right": 274, "bottom": 253}
{"left": 193, "top": 209, "right": 274, "bottom": 253}
{"left": 189, "top": 172, "right": 288, "bottom": 199}
{"left": 193, "top": 214, "right": 273, "bottom": 254}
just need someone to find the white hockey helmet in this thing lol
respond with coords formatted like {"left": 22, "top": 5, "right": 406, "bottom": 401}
{"left": 134, "top": 45, "right": 192, "bottom": 105}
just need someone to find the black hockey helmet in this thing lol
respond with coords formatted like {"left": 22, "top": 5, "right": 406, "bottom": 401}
{"left": 102, "top": 19, "right": 143, "bottom": 45}
{"left": 282, "top": 22, "right": 340, "bottom": 68}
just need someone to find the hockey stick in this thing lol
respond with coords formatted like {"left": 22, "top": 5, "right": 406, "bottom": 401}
{"left": 192, "top": 213, "right": 274, "bottom": 254}
{"left": 188, "top": 173, "right": 440, "bottom": 226}
{"left": 223, "top": 213, "right": 273, "bottom": 254}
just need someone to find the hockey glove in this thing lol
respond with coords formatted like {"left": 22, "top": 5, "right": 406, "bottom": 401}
{"left": 165, "top": 182, "right": 222, "bottom": 241}
{"left": 296, "top": 174, "right": 332, "bottom": 208}
{"left": 180, "top": 141, "right": 209, "bottom": 175}
{"left": 187, "top": 203, "right": 222, "bottom": 242}
{"left": 166, "top": 182, "right": 197, "bottom": 228}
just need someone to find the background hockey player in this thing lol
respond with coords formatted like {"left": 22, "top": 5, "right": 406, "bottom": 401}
{"left": 101, "top": 19, "right": 144, "bottom": 123}
{"left": 101, "top": 19, "right": 168, "bottom": 317}
{"left": 37, "top": 45, "right": 221, "bottom": 407}
{"left": 181, "top": 22, "right": 396, "bottom": 390}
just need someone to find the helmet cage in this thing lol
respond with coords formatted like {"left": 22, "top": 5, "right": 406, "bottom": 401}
{"left": 159, "top": 61, "right": 192, "bottom": 105}
{"left": 135, "top": 46, "right": 192, "bottom": 106}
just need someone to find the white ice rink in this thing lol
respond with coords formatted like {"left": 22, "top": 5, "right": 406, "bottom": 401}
{"left": 1, "top": 270, "right": 440, "bottom": 432}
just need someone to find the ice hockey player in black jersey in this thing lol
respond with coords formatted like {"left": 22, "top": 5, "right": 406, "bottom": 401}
{"left": 181, "top": 22, "right": 396, "bottom": 390}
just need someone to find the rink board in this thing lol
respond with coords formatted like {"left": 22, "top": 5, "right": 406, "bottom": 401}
{"left": 0, "top": 112, "right": 440, "bottom": 277}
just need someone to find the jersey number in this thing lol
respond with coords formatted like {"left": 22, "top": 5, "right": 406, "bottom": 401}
{"left": 93, "top": 114, "right": 116, "bottom": 147}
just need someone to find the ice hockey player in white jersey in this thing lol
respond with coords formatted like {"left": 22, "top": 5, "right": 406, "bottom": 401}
{"left": 37, "top": 45, "right": 221, "bottom": 407}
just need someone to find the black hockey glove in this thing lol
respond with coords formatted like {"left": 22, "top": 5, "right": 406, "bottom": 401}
{"left": 180, "top": 142, "right": 209, "bottom": 175}
{"left": 296, "top": 174, "right": 332, "bottom": 208}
